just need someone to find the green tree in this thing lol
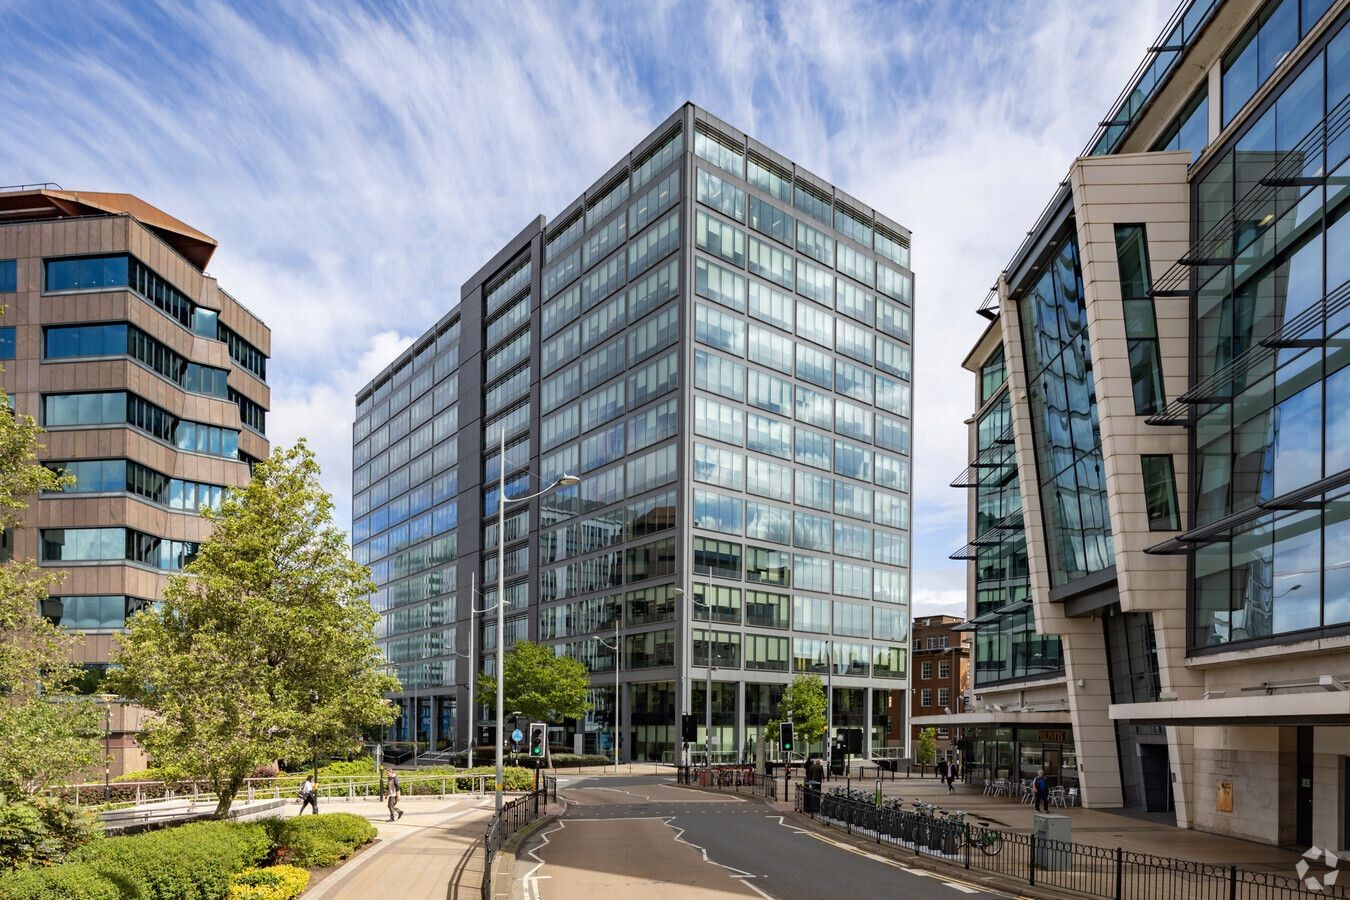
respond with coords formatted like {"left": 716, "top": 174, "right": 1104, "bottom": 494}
{"left": 917, "top": 727, "right": 938, "bottom": 765}
{"left": 476, "top": 640, "right": 591, "bottom": 752}
{"left": 109, "top": 441, "right": 399, "bottom": 817}
{"left": 770, "top": 675, "right": 827, "bottom": 753}
{"left": 0, "top": 403, "right": 101, "bottom": 800}
{"left": 0, "top": 402, "right": 102, "bottom": 868}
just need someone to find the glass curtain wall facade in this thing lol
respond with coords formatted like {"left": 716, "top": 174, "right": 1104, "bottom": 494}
{"left": 1189, "top": 11, "right": 1350, "bottom": 650}
{"left": 354, "top": 105, "right": 914, "bottom": 761}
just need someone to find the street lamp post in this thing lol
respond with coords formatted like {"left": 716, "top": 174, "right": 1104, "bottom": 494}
{"left": 826, "top": 639, "right": 834, "bottom": 780}
{"left": 493, "top": 430, "right": 576, "bottom": 812}
{"left": 675, "top": 588, "right": 714, "bottom": 785}
{"left": 591, "top": 607, "right": 621, "bottom": 769}
{"left": 453, "top": 572, "right": 493, "bottom": 771}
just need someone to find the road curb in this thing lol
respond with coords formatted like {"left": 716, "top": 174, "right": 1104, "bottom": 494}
{"left": 779, "top": 807, "right": 1088, "bottom": 900}
{"left": 495, "top": 798, "right": 569, "bottom": 900}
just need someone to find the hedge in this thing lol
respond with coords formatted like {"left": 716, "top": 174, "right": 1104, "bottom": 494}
{"left": 0, "top": 812, "right": 376, "bottom": 899}
{"left": 228, "top": 865, "right": 308, "bottom": 900}
{"left": 265, "top": 813, "right": 376, "bottom": 869}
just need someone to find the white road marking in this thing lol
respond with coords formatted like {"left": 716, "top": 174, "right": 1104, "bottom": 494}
{"left": 944, "top": 883, "right": 981, "bottom": 894}
{"left": 521, "top": 819, "right": 565, "bottom": 900}
{"left": 663, "top": 817, "right": 775, "bottom": 900}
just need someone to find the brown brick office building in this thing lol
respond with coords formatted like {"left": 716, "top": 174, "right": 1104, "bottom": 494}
{"left": 0, "top": 186, "right": 270, "bottom": 774}
{"left": 908, "top": 614, "right": 969, "bottom": 764}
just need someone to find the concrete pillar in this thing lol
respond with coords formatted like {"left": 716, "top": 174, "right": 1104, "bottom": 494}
{"left": 736, "top": 680, "right": 746, "bottom": 764}
{"left": 864, "top": 686, "right": 874, "bottom": 759}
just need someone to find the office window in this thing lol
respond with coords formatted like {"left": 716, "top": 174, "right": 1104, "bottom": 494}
{"left": 694, "top": 489, "right": 744, "bottom": 535}
{"left": 745, "top": 501, "right": 791, "bottom": 544}
{"left": 696, "top": 168, "right": 747, "bottom": 222}
{"left": 695, "top": 349, "right": 746, "bottom": 402}
{"left": 794, "top": 184, "right": 831, "bottom": 225}
{"left": 695, "top": 303, "right": 746, "bottom": 355}
{"left": 792, "top": 553, "right": 830, "bottom": 593}
{"left": 748, "top": 156, "right": 792, "bottom": 202}
{"left": 0, "top": 260, "right": 15, "bottom": 293}
{"left": 796, "top": 301, "right": 833, "bottom": 348}
{"left": 694, "top": 442, "right": 744, "bottom": 491}
{"left": 796, "top": 221, "right": 835, "bottom": 266}
{"left": 748, "top": 237, "right": 794, "bottom": 289}
{"left": 939, "top": 660, "right": 951, "bottom": 679}
{"left": 694, "top": 396, "right": 744, "bottom": 445}
{"left": 747, "top": 457, "right": 791, "bottom": 501}
{"left": 694, "top": 129, "right": 744, "bottom": 178}
{"left": 1142, "top": 454, "right": 1181, "bottom": 531}
{"left": 748, "top": 326, "right": 793, "bottom": 374}
{"left": 749, "top": 195, "right": 794, "bottom": 245}
{"left": 938, "top": 689, "right": 951, "bottom": 708}
{"left": 748, "top": 370, "right": 792, "bottom": 417}
{"left": 628, "top": 169, "right": 679, "bottom": 235}
{"left": 747, "top": 413, "right": 791, "bottom": 460}
{"left": 694, "top": 537, "right": 742, "bottom": 579}
{"left": 632, "top": 128, "right": 683, "bottom": 189}
{"left": 793, "top": 595, "right": 830, "bottom": 633}
{"left": 921, "top": 689, "right": 932, "bottom": 707}
{"left": 793, "top": 511, "right": 831, "bottom": 551}
{"left": 746, "top": 589, "right": 790, "bottom": 629}
{"left": 920, "top": 661, "right": 932, "bottom": 680}
{"left": 749, "top": 281, "right": 794, "bottom": 331}
{"left": 1114, "top": 225, "right": 1165, "bottom": 415}
{"left": 796, "top": 260, "right": 834, "bottom": 305}
{"left": 794, "top": 469, "right": 832, "bottom": 511}
{"left": 696, "top": 211, "right": 747, "bottom": 267}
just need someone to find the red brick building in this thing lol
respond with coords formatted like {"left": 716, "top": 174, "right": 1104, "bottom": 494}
{"left": 909, "top": 615, "right": 969, "bottom": 764}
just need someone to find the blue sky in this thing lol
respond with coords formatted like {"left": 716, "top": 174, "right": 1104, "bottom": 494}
{"left": 0, "top": 0, "right": 1169, "bottom": 617}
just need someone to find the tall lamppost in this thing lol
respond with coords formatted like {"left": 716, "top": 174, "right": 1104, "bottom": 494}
{"left": 591, "top": 603, "right": 621, "bottom": 768}
{"left": 494, "top": 431, "right": 576, "bottom": 812}
{"left": 452, "top": 573, "right": 494, "bottom": 771}
{"left": 674, "top": 587, "right": 714, "bottom": 785}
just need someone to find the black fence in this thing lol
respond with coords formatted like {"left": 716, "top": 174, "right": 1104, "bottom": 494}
{"left": 797, "top": 786, "right": 1349, "bottom": 900}
{"left": 480, "top": 776, "right": 557, "bottom": 899}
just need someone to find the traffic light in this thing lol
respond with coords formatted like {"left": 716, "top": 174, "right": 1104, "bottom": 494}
{"left": 843, "top": 728, "right": 863, "bottom": 754}
{"left": 779, "top": 721, "right": 794, "bottom": 753}
{"left": 529, "top": 722, "right": 546, "bottom": 757}
{"left": 681, "top": 714, "right": 697, "bottom": 743}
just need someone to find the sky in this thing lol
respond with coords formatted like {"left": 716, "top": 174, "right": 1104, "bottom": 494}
{"left": 0, "top": 0, "right": 1170, "bottom": 618}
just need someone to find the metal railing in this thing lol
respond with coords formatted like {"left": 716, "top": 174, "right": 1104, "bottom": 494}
{"left": 481, "top": 777, "right": 556, "bottom": 900}
{"left": 797, "top": 786, "right": 1348, "bottom": 899}
{"left": 49, "top": 771, "right": 493, "bottom": 808}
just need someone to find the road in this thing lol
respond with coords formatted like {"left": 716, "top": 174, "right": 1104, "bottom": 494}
{"left": 515, "top": 776, "right": 1010, "bottom": 900}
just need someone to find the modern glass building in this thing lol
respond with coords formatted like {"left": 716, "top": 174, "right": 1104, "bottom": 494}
{"left": 918, "top": 0, "right": 1350, "bottom": 849}
{"left": 0, "top": 186, "right": 271, "bottom": 776}
{"left": 352, "top": 104, "right": 914, "bottom": 762}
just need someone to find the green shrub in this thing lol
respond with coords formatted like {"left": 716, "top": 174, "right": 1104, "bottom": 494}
{"left": 547, "top": 754, "right": 616, "bottom": 768}
{"left": 110, "top": 765, "right": 189, "bottom": 785}
{"left": 0, "top": 796, "right": 100, "bottom": 872}
{"left": 228, "top": 864, "right": 309, "bottom": 899}
{"left": 0, "top": 819, "right": 270, "bottom": 899}
{"left": 268, "top": 813, "right": 375, "bottom": 869}
{"left": 0, "top": 861, "right": 122, "bottom": 899}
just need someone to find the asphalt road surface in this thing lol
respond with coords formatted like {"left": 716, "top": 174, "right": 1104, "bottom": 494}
{"left": 515, "top": 776, "right": 1010, "bottom": 900}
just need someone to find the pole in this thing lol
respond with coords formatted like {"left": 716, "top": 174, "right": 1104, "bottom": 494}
{"left": 495, "top": 430, "right": 506, "bottom": 812}
{"left": 707, "top": 601, "right": 718, "bottom": 782}
{"left": 103, "top": 703, "right": 111, "bottom": 802}
{"left": 827, "top": 639, "right": 834, "bottom": 780}
{"left": 468, "top": 572, "right": 476, "bottom": 771}
{"left": 613, "top": 613, "right": 620, "bottom": 768}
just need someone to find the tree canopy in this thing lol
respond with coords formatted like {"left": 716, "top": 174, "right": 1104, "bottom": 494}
{"left": 0, "top": 405, "right": 101, "bottom": 800}
{"left": 476, "top": 640, "right": 591, "bottom": 728}
{"left": 771, "top": 674, "right": 827, "bottom": 751}
{"left": 109, "top": 441, "right": 399, "bottom": 816}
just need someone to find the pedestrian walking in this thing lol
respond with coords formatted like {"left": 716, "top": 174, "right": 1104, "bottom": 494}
{"left": 944, "top": 759, "right": 957, "bottom": 794}
{"left": 387, "top": 768, "right": 403, "bottom": 821}
{"left": 1033, "top": 768, "right": 1050, "bottom": 813}
{"left": 298, "top": 775, "right": 319, "bottom": 815}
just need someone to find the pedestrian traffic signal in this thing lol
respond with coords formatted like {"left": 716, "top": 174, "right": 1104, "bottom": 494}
{"left": 681, "top": 714, "right": 697, "bottom": 743}
{"left": 780, "top": 721, "right": 794, "bottom": 752}
{"left": 529, "top": 723, "right": 546, "bottom": 757}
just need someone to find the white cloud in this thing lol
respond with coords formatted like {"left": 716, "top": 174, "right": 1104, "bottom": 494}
{"left": 0, "top": 0, "right": 1171, "bottom": 576}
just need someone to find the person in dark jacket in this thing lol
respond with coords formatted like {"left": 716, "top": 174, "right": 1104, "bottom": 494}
{"left": 1033, "top": 769, "right": 1050, "bottom": 812}
{"left": 944, "top": 759, "right": 957, "bottom": 793}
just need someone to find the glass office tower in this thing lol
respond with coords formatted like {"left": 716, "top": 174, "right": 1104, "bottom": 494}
{"left": 352, "top": 104, "right": 914, "bottom": 762}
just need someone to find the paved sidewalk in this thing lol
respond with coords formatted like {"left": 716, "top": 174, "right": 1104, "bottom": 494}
{"left": 300, "top": 795, "right": 496, "bottom": 899}
{"left": 787, "top": 772, "right": 1309, "bottom": 873}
